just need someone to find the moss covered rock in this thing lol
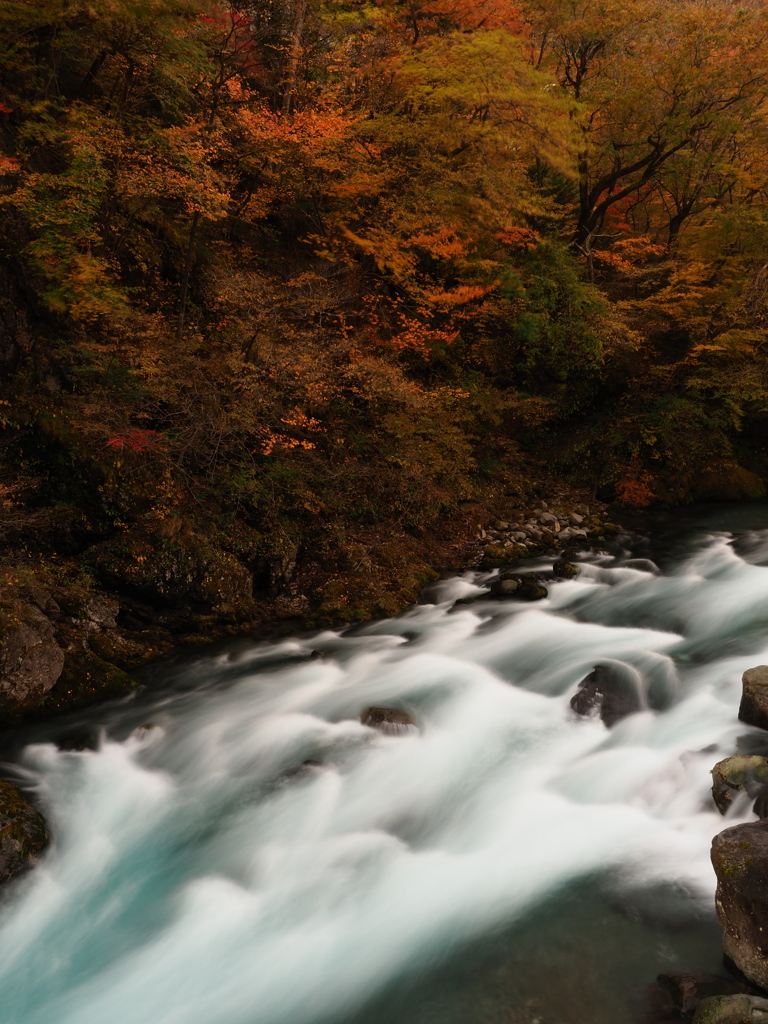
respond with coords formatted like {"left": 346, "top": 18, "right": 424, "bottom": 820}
{"left": 711, "top": 820, "right": 768, "bottom": 991}
{"left": 693, "top": 994, "right": 768, "bottom": 1023}
{"left": 0, "top": 779, "right": 48, "bottom": 883}
{"left": 89, "top": 521, "right": 254, "bottom": 619}
{"left": 693, "top": 465, "right": 766, "bottom": 502}
{"left": 712, "top": 755, "right": 768, "bottom": 815}
{"left": 0, "top": 599, "right": 64, "bottom": 711}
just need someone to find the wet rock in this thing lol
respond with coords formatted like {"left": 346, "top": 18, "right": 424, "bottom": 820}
{"left": 712, "top": 756, "right": 768, "bottom": 815}
{"left": 0, "top": 779, "right": 48, "bottom": 884}
{"left": 552, "top": 560, "right": 579, "bottom": 579}
{"left": 489, "top": 577, "right": 520, "bottom": 598}
{"left": 570, "top": 664, "right": 641, "bottom": 727}
{"left": 740, "top": 667, "right": 768, "bottom": 732}
{"left": 693, "top": 994, "right": 768, "bottom": 1023}
{"left": 656, "top": 973, "right": 745, "bottom": 1019}
{"left": 711, "top": 820, "right": 768, "bottom": 990}
{"left": 0, "top": 600, "right": 65, "bottom": 710}
{"left": 516, "top": 578, "right": 548, "bottom": 601}
{"left": 361, "top": 707, "right": 416, "bottom": 735}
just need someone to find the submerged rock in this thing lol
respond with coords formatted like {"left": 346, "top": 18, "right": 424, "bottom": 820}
{"left": 655, "top": 973, "right": 746, "bottom": 1019}
{"left": 740, "top": 667, "right": 768, "bottom": 732}
{"left": 711, "top": 820, "right": 768, "bottom": 990}
{"left": 0, "top": 780, "right": 48, "bottom": 884}
{"left": 361, "top": 707, "right": 416, "bottom": 735}
{"left": 570, "top": 664, "right": 641, "bottom": 727}
{"left": 712, "top": 755, "right": 768, "bottom": 816}
{"left": 693, "top": 994, "right": 768, "bottom": 1023}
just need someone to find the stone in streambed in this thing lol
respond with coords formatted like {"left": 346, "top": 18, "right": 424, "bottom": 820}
{"left": 655, "top": 973, "right": 747, "bottom": 1020}
{"left": 693, "top": 994, "right": 768, "bottom": 1023}
{"left": 489, "top": 577, "right": 520, "bottom": 598}
{"left": 711, "top": 820, "right": 768, "bottom": 990}
{"left": 361, "top": 707, "right": 416, "bottom": 735}
{"left": 552, "top": 560, "right": 579, "bottom": 579}
{"left": 0, "top": 780, "right": 48, "bottom": 884}
{"left": 570, "top": 664, "right": 641, "bottom": 727}
{"left": 712, "top": 755, "right": 768, "bottom": 816}
{"left": 740, "top": 667, "right": 768, "bottom": 732}
{"left": 516, "top": 578, "right": 548, "bottom": 600}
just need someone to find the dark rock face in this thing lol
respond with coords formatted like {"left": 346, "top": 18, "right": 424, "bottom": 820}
{"left": 711, "top": 820, "right": 768, "bottom": 990}
{"left": 0, "top": 600, "right": 65, "bottom": 708}
{"left": 712, "top": 756, "right": 768, "bottom": 816}
{"left": 361, "top": 707, "right": 416, "bottom": 735}
{"left": 739, "top": 667, "right": 768, "bottom": 732}
{"left": 90, "top": 521, "right": 254, "bottom": 618}
{"left": 570, "top": 665, "right": 641, "bottom": 727}
{"left": 0, "top": 780, "right": 48, "bottom": 884}
{"left": 693, "top": 994, "right": 768, "bottom": 1023}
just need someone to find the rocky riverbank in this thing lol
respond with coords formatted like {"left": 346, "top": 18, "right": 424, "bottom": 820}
{"left": 0, "top": 485, "right": 622, "bottom": 729}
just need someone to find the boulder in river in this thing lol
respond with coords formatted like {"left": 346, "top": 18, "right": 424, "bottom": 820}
{"left": 489, "top": 577, "right": 520, "bottom": 598}
{"left": 712, "top": 755, "right": 768, "bottom": 816}
{"left": 516, "top": 577, "right": 548, "bottom": 601}
{"left": 361, "top": 707, "right": 416, "bottom": 735}
{"left": 570, "top": 664, "right": 641, "bottom": 727}
{"left": 711, "top": 820, "right": 768, "bottom": 990}
{"left": 693, "top": 994, "right": 768, "bottom": 1023}
{"left": 0, "top": 780, "right": 48, "bottom": 884}
{"left": 739, "top": 667, "right": 768, "bottom": 732}
{"left": 552, "top": 560, "right": 579, "bottom": 579}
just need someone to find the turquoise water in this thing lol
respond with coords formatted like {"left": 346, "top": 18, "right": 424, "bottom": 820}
{"left": 1, "top": 505, "right": 768, "bottom": 1024}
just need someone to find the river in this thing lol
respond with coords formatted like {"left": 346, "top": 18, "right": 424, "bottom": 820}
{"left": 1, "top": 503, "right": 768, "bottom": 1024}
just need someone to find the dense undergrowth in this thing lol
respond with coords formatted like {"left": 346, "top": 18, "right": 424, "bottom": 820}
{"left": 1, "top": 0, "right": 768, "bottom": 635}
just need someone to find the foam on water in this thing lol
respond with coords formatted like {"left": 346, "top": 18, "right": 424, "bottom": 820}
{"left": 1, "top": 523, "right": 768, "bottom": 1024}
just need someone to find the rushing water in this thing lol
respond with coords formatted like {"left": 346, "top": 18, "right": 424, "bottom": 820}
{"left": 2, "top": 504, "right": 768, "bottom": 1024}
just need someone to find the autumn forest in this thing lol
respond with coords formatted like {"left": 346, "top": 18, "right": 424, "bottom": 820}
{"left": 2, "top": 0, "right": 768, "bottom": 649}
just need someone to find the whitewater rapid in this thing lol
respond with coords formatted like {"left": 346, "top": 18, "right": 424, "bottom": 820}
{"left": 2, "top": 518, "right": 768, "bottom": 1024}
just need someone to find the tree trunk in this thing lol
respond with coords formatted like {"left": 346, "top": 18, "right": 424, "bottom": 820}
{"left": 176, "top": 210, "right": 200, "bottom": 341}
{"left": 282, "top": 0, "right": 308, "bottom": 115}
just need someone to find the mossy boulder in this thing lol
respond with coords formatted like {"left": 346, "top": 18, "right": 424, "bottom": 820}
{"left": 711, "top": 820, "right": 768, "bottom": 990}
{"left": 740, "top": 666, "right": 768, "bottom": 732}
{"left": 89, "top": 521, "right": 254, "bottom": 619}
{"left": 552, "top": 560, "right": 579, "bottom": 579}
{"left": 712, "top": 755, "right": 768, "bottom": 816}
{"left": 44, "top": 636, "right": 136, "bottom": 714}
{"left": 693, "top": 994, "right": 768, "bottom": 1023}
{"left": 0, "top": 780, "right": 48, "bottom": 884}
{"left": 692, "top": 464, "right": 766, "bottom": 502}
